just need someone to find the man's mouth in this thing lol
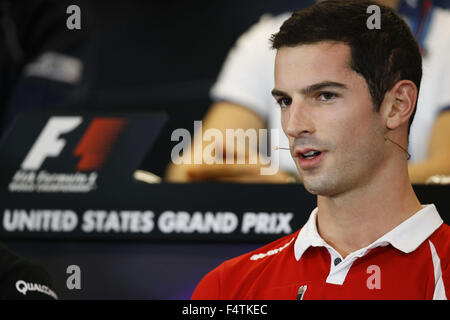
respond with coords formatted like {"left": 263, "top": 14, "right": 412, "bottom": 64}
{"left": 295, "top": 148, "right": 323, "bottom": 159}
{"left": 294, "top": 148, "right": 327, "bottom": 169}
{"left": 300, "top": 150, "right": 322, "bottom": 160}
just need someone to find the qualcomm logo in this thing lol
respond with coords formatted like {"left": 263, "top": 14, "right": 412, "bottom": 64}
{"left": 9, "top": 116, "right": 126, "bottom": 193}
{"left": 15, "top": 280, "right": 58, "bottom": 299}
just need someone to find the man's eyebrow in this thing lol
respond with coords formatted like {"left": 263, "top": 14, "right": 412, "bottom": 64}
{"left": 301, "top": 81, "right": 348, "bottom": 95}
{"left": 271, "top": 88, "right": 288, "bottom": 97}
{"left": 272, "top": 81, "right": 348, "bottom": 97}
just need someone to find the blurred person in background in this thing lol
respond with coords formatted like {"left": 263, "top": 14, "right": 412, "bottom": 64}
{"left": 0, "top": 0, "right": 92, "bottom": 141}
{"left": 166, "top": 0, "right": 450, "bottom": 184}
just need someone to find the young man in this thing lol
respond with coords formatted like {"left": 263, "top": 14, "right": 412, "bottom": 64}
{"left": 167, "top": 0, "right": 450, "bottom": 184}
{"left": 191, "top": 0, "right": 449, "bottom": 299}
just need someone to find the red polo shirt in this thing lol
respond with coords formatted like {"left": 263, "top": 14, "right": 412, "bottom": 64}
{"left": 192, "top": 204, "right": 449, "bottom": 300}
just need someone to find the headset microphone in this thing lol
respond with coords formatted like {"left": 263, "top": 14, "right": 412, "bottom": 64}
{"left": 276, "top": 137, "right": 411, "bottom": 160}
{"left": 384, "top": 136, "right": 411, "bottom": 160}
{"left": 274, "top": 146, "right": 290, "bottom": 150}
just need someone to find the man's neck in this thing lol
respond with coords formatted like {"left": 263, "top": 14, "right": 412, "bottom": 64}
{"left": 315, "top": 157, "right": 422, "bottom": 259}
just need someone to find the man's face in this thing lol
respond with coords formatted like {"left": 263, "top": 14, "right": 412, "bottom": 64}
{"left": 273, "top": 41, "right": 386, "bottom": 196}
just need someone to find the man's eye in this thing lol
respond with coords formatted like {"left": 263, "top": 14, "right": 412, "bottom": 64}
{"left": 276, "top": 97, "right": 292, "bottom": 108}
{"left": 317, "top": 92, "right": 337, "bottom": 101}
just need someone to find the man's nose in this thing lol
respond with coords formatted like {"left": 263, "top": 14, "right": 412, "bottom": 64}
{"left": 284, "top": 101, "right": 315, "bottom": 138}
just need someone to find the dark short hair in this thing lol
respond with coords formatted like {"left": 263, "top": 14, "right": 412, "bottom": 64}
{"left": 270, "top": 0, "right": 422, "bottom": 134}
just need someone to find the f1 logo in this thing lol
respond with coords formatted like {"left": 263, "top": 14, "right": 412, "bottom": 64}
{"left": 21, "top": 116, "right": 127, "bottom": 171}
{"left": 21, "top": 116, "right": 82, "bottom": 170}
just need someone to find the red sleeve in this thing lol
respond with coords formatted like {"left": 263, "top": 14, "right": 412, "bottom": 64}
{"left": 191, "top": 265, "right": 222, "bottom": 300}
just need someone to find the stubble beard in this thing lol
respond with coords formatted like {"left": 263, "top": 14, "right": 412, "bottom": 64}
{"left": 299, "top": 143, "right": 385, "bottom": 198}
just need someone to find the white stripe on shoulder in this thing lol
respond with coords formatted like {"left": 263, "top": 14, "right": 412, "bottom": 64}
{"left": 428, "top": 240, "right": 447, "bottom": 300}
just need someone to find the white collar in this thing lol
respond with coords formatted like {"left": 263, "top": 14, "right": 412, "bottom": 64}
{"left": 294, "top": 204, "right": 443, "bottom": 261}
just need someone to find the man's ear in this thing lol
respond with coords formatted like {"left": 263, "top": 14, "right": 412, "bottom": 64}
{"left": 379, "top": 80, "right": 418, "bottom": 130}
